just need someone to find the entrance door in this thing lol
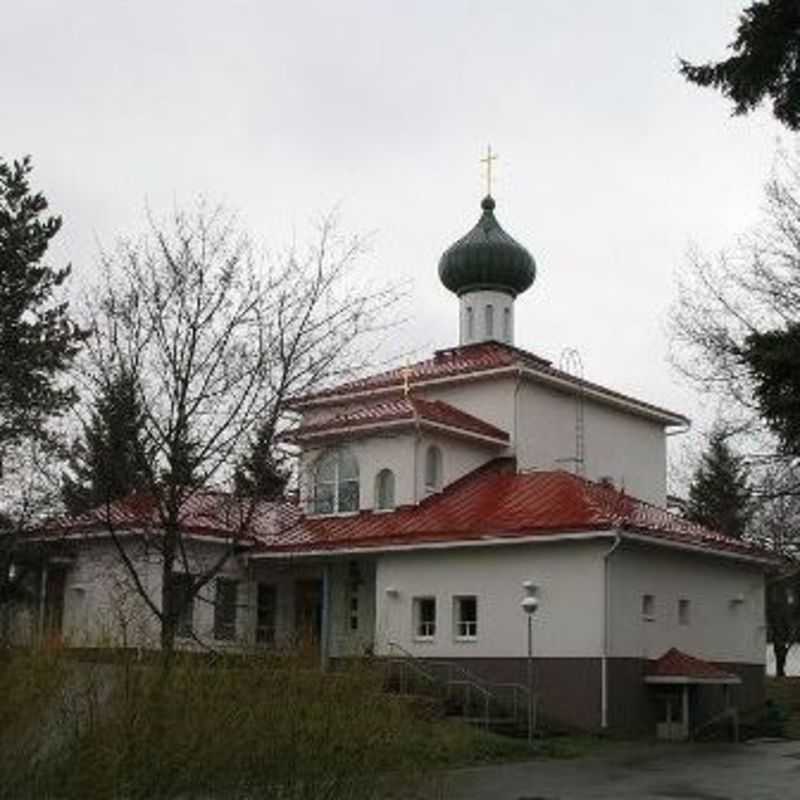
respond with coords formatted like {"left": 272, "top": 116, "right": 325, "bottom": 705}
{"left": 655, "top": 686, "right": 689, "bottom": 740}
{"left": 43, "top": 566, "right": 67, "bottom": 639}
{"left": 294, "top": 579, "right": 323, "bottom": 651}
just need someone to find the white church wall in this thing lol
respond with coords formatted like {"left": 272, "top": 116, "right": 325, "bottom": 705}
{"left": 608, "top": 542, "right": 766, "bottom": 665}
{"left": 56, "top": 536, "right": 252, "bottom": 649}
{"left": 373, "top": 539, "right": 607, "bottom": 659}
{"left": 458, "top": 290, "right": 515, "bottom": 345}
{"left": 423, "top": 376, "right": 517, "bottom": 436}
{"left": 515, "top": 381, "right": 667, "bottom": 506}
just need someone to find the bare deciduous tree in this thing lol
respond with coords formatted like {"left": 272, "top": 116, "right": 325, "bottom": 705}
{"left": 82, "top": 201, "right": 399, "bottom": 657}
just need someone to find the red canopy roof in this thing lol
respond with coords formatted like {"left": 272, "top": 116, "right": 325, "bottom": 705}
{"left": 645, "top": 648, "right": 742, "bottom": 684}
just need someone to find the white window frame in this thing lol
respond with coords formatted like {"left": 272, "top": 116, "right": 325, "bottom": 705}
{"left": 453, "top": 595, "right": 478, "bottom": 641}
{"left": 413, "top": 596, "right": 436, "bottom": 641}
{"left": 642, "top": 593, "right": 655, "bottom": 621}
{"left": 485, "top": 303, "right": 494, "bottom": 338}
{"left": 312, "top": 448, "right": 359, "bottom": 514}
{"left": 374, "top": 468, "right": 396, "bottom": 511}
{"left": 424, "top": 445, "right": 443, "bottom": 492}
{"left": 678, "top": 597, "right": 690, "bottom": 626}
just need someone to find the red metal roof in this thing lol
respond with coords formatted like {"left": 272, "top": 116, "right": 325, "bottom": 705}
{"left": 39, "top": 461, "right": 776, "bottom": 566}
{"left": 646, "top": 648, "right": 741, "bottom": 683}
{"left": 41, "top": 492, "right": 302, "bottom": 544}
{"left": 253, "top": 459, "right": 776, "bottom": 562}
{"left": 287, "top": 341, "right": 688, "bottom": 425}
{"left": 287, "top": 396, "right": 509, "bottom": 444}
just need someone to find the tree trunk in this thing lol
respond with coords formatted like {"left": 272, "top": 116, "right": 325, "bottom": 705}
{"left": 160, "top": 523, "right": 179, "bottom": 669}
{"left": 774, "top": 640, "right": 789, "bottom": 677}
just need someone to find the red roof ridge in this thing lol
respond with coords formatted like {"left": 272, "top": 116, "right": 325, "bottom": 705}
{"left": 286, "top": 340, "right": 688, "bottom": 425}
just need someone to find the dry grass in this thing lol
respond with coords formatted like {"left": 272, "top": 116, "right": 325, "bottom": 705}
{"left": 0, "top": 648, "right": 535, "bottom": 799}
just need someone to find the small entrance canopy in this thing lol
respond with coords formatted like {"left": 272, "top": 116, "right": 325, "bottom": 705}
{"left": 644, "top": 648, "right": 742, "bottom": 686}
{"left": 645, "top": 648, "right": 740, "bottom": 741}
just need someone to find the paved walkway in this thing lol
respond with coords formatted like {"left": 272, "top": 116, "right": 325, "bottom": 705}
{"left": 443, "top": 739, "right": 800, "bottom": 800}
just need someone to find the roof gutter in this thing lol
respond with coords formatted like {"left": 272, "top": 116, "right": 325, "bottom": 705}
{"left": 250, "top": 530, "right": 618, "bottom": 559}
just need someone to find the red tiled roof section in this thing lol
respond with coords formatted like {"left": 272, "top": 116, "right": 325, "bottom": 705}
{"left": 40, "top": 492, "right": 302, "bottom": 543}
{"left": 256, "top": 460, "right": 775, "bottom": 562}
{"left": 288, "top": 397, "right": 509, "bottom": 443}
{"left": 288, "top": 341, "right": 688, "bottom": 425}
{"left": 648, "top": 648, "right": 741, "bottom": 682}
{"left": 288, "top": 341, "right": 543, "bottom": 405}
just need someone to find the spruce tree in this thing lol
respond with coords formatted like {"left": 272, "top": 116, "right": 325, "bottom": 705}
{"left": 0, "top": 155, "right": 87, "bottom": 458}
{"left": 686, "top": 430, "right": 752, "bottom": 538}
{"left": 61, "top": 369, "right": 149, "bottom": 515}
{"left": 234, "top": 422, "right": 288, "bottom": 500}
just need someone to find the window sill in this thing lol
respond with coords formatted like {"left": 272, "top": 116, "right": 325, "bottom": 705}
{"left": 306, "top": 510, "right": 361, "bottom": 519}
{"left": 454, "top": 636, "right": 477, "bottom": 643}
{"left": 413, "top": 636, "right": 435, "bottom": 643}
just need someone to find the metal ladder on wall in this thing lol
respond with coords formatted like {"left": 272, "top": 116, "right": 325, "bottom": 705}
{"left": 383, "top": 641, "right": 536, "bottom": 737}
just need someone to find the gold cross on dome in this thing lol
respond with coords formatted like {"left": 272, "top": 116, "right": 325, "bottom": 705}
{"left": 481, "top": 144, "right": 498, "bottom": 196}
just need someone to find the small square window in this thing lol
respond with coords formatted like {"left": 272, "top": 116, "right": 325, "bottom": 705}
{"left": 642, "top": 594, "right": 655, "bottom": 620}
{"left": 678, "top": 598, "right": 690, "bottom": 626}
{"left": 413, "top": 597, "right": 436, "bottom": 640}
{"left": 454, "top": 595, "right": 478, "bottom": 640}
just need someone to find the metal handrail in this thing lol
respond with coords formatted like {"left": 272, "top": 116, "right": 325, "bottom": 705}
{"left": 385, "top": 641, "right": 531, "bottom": 733}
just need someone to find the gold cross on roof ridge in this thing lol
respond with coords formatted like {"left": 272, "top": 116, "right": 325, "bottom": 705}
{"left": 480, "top": 144, "right": 498, "bottom": 196}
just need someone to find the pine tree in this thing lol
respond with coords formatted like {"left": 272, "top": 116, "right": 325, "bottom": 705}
{"left": 0, "top": 155, "right": 87, "bottom": 458}
{"left": 742, "top": 322, "right": 800, "bottom": 457}
{"left": 686, "top": 430, "right": 752, "bottom": 538}
{"left": 61, "top": 369, "right": 149, "bottom": 515}
{"left": 234, "top": 422, "right": 288, "bottom": 500}
{"left": 680, "top": 0, "right": 800, "bottom": 130}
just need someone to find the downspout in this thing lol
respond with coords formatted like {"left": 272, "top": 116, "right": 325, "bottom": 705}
{"left": 321, "top": 563, "right": 331, "bottom": 672}
{"left": 38, "top": 563, "right": 48, "bottom": 640}
{"left": 512, "top": 366, "right": 523, "bottom": 464}
{"left": 602, "top": 533, "right": 622, "bottom": 729}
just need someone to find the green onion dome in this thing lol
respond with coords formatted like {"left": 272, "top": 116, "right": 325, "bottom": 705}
{"left": 438, "top": 195, "right": 536, "bottom": 297}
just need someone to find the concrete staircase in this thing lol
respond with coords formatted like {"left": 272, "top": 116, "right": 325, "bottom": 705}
{"left": 383, "top": 641, "right": 535, "bottom": 738}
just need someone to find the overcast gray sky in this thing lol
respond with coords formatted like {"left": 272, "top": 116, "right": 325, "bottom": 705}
{"left": 2, "top": 1, "right": 788, "bottom": 482}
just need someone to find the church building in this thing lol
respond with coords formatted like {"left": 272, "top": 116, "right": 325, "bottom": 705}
{"left": 12, "top": 191, "right": 777, "bottom": 738}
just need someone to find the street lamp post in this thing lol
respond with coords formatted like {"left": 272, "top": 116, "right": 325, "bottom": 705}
{"left": 521, "top": 581, "right": 539, "bottom": 746}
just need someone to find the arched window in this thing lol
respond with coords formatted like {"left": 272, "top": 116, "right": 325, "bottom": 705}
{"left": 424, "top": 445, "right": 443, "bottom": 491}
{"left": 485, "top": 304, "right": 494, "bottom": 339}
{"left": 374, "top": 468, "right": 396, "bottom": 510}
{"left": 313, "top": 448, "right": 359, "bottom": 513}
{"left": 503, "top": 307, "right": 511, "bottom": 342}
{"left": 466, "top": 306, "right": 474, "bottom": 340}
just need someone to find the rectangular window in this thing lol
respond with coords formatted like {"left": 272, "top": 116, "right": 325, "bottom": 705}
{"left": 413, "top": 596, "right": 436, "bottom": 640}
{"left": 454, "top": 595, "right": 478, "bottom": 640}
{"left": 256, "top": 583, "right": 277, "bottom": 645}
{"left": 503, "top": 307, "right": 511, "bottom": 342}
{"left": 485, "top": 304, "right": 494, "bottom": 338}
{"left": 466, "top": 306, "right": 474, "bottom": 340}
{"left": 642, "top": 593, "right": 655, "bottom": 620}
{"left": 678, "top": 598, "right": 690, "bottom": 626}
{"left": 214, "top": 578, "right": 238, "bottom": 641}
{"left": 173, "top": 573, "right": 194, "bottom": 638}
{"left": 349, "top": 593, "right": 359, "bottom": 631}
